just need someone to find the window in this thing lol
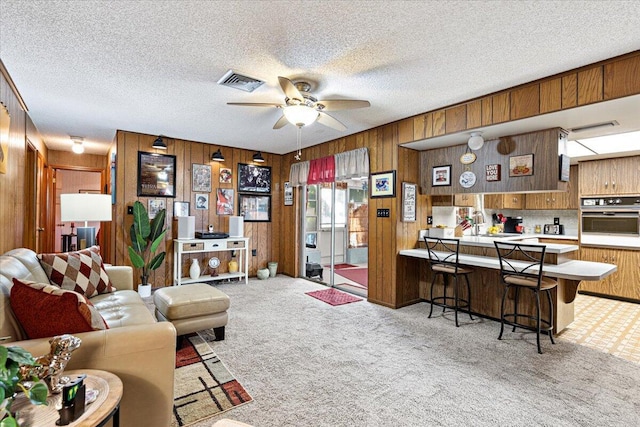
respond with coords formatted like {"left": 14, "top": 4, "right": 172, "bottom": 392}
{"left": 320, "top": 185, "right": 346, "bottom": 228}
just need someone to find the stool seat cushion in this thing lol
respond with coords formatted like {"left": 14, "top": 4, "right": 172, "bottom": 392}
{"left": 153, "top": 283, "right": 230, "bottom": 320}
{"left": 432, "top": 264, "right": 473, "bottom": 274}
{"left": 504, "top": 275, "right": 557, "bottom": 290}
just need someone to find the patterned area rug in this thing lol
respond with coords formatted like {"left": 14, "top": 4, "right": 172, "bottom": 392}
{"left": 306, "top": 288, "right": 363, "bottom": 306}
{"left": 173, "top": 330, "right": 252, "bottom": 426}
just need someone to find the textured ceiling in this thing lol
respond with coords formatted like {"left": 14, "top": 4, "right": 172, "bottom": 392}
{"left": 1, "top": 0, "right": 640, "bottom": 155}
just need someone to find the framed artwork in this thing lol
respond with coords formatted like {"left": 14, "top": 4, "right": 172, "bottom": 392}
{"left": 192, "top": 163, "right": 212, "bottom": 192}
{"left": 238, "top": 163, "right": 271, "bottom": 193}
{"left": 195, "top": 193, "right": 209, "bottom": 210}
{"left": 370, "top": 170, "right": 396, "bottom": 198}
{"left": 402, "top": 182, "right": 417, "bottom": 222}
{"left": 137, "top": 151, "right": 176, "bottom": 197}
{"left": 148, "top": 199, "right": 166, "bottom": 219}
{"left": 216, "top": 188, "right": 234, "bottom": 215}
{"left": 485, "top": 164, "right": 501, "bottom": 182}
{"left": 284, "top": 182, "right": 293, "bottom": 206}
{"left": 173, "top": 201, "right": 190, "bottom": 217}
{"left": 432, "top": 165, "right": 451, "bottom": 186}
{"left": 220, "top": 167, "right": 232, "bottom": 183}
{"left": 238, "top": 194, "right": 271, "bottom": 222}
{"left": 509, "top": 154, "right": 534, "bottom": 177}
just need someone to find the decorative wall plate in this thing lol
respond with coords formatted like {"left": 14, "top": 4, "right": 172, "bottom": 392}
{"left": 459, "top": 171, "right": 477, "bottom": 188}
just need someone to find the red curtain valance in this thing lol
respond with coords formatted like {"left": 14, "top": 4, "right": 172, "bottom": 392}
{"left": 307, "top": 155, "right": 335, "bottom": 184}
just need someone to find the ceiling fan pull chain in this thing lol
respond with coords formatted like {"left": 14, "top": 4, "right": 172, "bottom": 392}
{"left": 295, "top": 125, "right": 303, "bottom": 160}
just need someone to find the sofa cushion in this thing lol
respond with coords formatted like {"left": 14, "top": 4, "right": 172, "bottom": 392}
{"left": 10, "top": 278, "right": 108, "bottom": 339}
{"left": 91, "top": 290, "right": 157, "bottom": 328}
{"left": 38, "top": 246, "right": 114, "bottom": 298}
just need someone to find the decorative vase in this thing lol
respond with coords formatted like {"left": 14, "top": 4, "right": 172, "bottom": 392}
{"left": 228, "top": 260, "right": 239, "bottom": 273}
{"left": 137, "top": 284, "right": 152, "bottom": 298}
{"left": 257, "top": 268, "right": 269, "bottom": 280}
{"left": 189, "top": 259, "right": 200, "bottom": 279}
{"left": 268, "top": 261, "right": 278, "bottom": 278}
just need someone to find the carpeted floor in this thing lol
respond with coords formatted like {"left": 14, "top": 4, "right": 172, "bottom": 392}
{"left": 194, "top": 276, "right": 640, "bottom": 427}
{"left": 334, "top": 267, "right": 368, "bottom": 287}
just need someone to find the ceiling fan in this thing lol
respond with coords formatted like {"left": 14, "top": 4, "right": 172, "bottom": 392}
{"left": 228, "top": 76, "right": 370, "bottom": 131}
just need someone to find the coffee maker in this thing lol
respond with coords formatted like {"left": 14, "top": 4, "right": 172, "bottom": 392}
{"left": 504, "top": 216, "right": 524, "bottom": 234}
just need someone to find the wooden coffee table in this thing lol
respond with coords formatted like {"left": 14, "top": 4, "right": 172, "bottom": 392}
{"left": 12, "top": 369, "right": 122, "bottom": 427}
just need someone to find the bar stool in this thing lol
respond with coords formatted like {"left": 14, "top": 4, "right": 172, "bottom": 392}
{"left": 494, "top": 241, "right": 557, "bottom": 354}
{"left": 424, "top": 237, "right": 474, "bottom": 327}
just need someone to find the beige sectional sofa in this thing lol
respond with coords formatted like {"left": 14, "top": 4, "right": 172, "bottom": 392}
{"left": 0, "top": 248, "right": 176, "bottom": 427}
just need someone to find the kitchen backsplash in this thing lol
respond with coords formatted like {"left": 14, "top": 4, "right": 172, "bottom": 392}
{"left": 485, "top": 209, "right": 579, "bottom": 236}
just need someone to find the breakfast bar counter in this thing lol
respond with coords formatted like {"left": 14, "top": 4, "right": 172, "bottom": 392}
{"left": 399, "top": 246, "right": 616, "bottom": 334}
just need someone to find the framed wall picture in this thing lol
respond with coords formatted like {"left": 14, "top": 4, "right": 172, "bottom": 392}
{"left": 238, "top": 194, "right": 271, "bottom": 222}
{"left": 432, "top": 165, "right": 451, "bottom": 186}
{"left": 402, "top": 182, "right": 417, "bottom": 222}
{"left": 284, "top": 182, "right": 293, "bottom": 206}
{"left": 219, "top": 167, "right": 232, "bottom": 183}
{"left": 148, "top": 199, "right": 166, "bottom": 219}
{"left": 192, "top": 163, "right": 212, "bottom": 192}
{"left": 370, "top": 170, "right": 396, "bottom": 198}
{"left": 238, "top": 163, "right": 271, "bottom": 193}
{"left": 173, "top": 201, "right": 190, "bottom": 217}
{"left": 509, "top": 154, "right": 534, "bottom": 177}
{"left": 216, "top": 188, "right": 234, "bottom": 215}
{"left": 137, "top": 151, "right": 176, "bottom": 197}
{"left": 195, "top": 193, "right": 209, "bottom": 210}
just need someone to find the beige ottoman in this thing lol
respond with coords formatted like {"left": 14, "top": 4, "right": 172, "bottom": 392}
{"left": 153, "top": 283, "right": 229, "bottom": 340}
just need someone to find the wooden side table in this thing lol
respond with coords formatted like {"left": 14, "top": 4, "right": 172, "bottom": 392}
{"left": 12, "top": 369, "right": 123, "bottom": 427}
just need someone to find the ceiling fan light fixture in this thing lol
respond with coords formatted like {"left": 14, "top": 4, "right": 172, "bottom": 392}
{"left": 283, "top": 105, "right": 319, "bottom": 127}
{"left": 211, "top": 148, "right": 225, "bottom": 162}
{"left": 253, "top": 151, "right": 265, "bottom": 163}
{"left": 468, "top": 132, "right": 484, "bottom": 150}
{"left": 152, "top": 136, "right": 168, "bottom": 150}
{"left": 71, "top": 136, "right": 84, "bottom": 154}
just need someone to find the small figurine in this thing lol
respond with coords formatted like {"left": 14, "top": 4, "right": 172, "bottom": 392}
{"left": 26, "top": 334, "right": 83, "bottom": 394}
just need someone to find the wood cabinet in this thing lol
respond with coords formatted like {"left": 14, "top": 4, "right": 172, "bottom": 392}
{"left": 526, "top": 165, "right": 579, "bottom": 210}
{"left": 484, "top": 193, "right": 525, "bottom": 209}
{"left": 454, "top": 194, "right": 475, "bottom": 207}
{"left": 580, "top": 156, "right": 640, "bottom": 196}
{"left": 579, "top": 247, "right": 640, "bottom": 300}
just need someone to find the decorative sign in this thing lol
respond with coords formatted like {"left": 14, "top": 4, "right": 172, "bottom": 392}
{"left": 509, "top": 154, "right": 534, "bottom": 177}
{"left": 284, "top": 182, "right": 293, "bottom": 206}
{"left": 402, "top": 182, "right": 417, "bottom": 222}
{"left": 459, "top": 171, "right": 477, "bottom": 188}
{"left": 460, "top": 151, "right": 477, "bottom": 165}
{"left": 486, "top": 164, "right": 501, "bottom": 182}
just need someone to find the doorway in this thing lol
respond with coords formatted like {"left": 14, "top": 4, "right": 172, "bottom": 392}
{"left": 302, "top": 181, "right": 369, "bottom": 296}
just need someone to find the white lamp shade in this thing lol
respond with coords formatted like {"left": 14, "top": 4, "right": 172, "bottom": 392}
{"left": 468, "top": 133, "right": 484, "bottom": 150}
{"left": 283, "top": 105, "right": 319, "bottom": 126}
{"left": 60, "top": 194, "right": 112, "bottom": 222}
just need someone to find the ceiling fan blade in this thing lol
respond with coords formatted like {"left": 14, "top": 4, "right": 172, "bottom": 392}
{"left": 317, "top": 111, "right": 347, "bottom": 131}
{"left": 278, "top": 76, "right": 304, "bottom": 102}
{"left": 273, "top": 115, "right": 289, "bottom": 130}
{"left": 313, "top": 100, "right": 371, "bottom": 111}
{"left": 227, "top": 102, "right": 282, "bottom": 108}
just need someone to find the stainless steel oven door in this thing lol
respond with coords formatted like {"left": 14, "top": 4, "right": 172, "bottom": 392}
{"left": 581, "top": 211, "right": 640, "bottom": 236}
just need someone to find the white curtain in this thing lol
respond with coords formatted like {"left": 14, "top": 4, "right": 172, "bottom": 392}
{"left": 334, "top": 147, "right": 369, "bottom": 181}
{"left": 289, "top": 160, "right": 310, "bottom": 186}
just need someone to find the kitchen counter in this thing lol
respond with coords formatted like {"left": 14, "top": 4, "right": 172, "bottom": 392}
{"left": 453, "top": 234, "right": 579, "bottom": 254}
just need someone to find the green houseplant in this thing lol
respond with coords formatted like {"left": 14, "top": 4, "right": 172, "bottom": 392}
{"left": 127, "top": 201, "right": 167, "bottom": 295}
{"left": 1, "top": 346, "right": 48, "bottom": 426}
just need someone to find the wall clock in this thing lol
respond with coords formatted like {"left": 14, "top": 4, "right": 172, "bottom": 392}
{"left": 208, "top": 257, "right": 220, "bottom": 276}
{"left": 459, "top": 171, "right": 477, "bottom": 188}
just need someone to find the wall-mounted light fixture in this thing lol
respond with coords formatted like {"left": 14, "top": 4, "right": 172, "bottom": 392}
{"left": 211, "top": 149, "right": 225, "bottom": 162}
{"left": 468, "top": 132, "right": 484, "bottom": 150}
{"left": 152, "top": 135, "right": 168, "bottom": 150}
{"left": 71, "top": 136, "right": 85, "bottom": 154}
{"left": 252, "top": 151, "right": 265, "bottom": 163}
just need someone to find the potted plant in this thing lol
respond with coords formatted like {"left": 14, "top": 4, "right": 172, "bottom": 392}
{"left": 127, "top": 201, "right": 167, "bottom": 297}
{"left": 1, "top": 346, "right": 48, "bottom": 426}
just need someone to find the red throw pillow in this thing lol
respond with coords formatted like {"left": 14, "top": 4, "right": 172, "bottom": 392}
{"left": 38, "top": 246, "right": 114, "bottom": 298}
{"left": 10, "top": 278, "right": 108, "bottom": 339}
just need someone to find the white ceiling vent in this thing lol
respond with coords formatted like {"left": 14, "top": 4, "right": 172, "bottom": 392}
{"left": 217, "top": 70, "right": 264, "bottom": 92}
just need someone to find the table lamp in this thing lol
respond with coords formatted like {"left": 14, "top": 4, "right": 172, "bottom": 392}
{"left": 60, "top": 193, "right": 112, "bottom": 249}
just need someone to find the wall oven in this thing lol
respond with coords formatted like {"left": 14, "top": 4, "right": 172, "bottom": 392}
{"left": 581, "top": 197, "right": 640, "bottom": 248}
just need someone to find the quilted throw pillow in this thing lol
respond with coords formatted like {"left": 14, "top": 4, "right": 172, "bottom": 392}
{"left": 38, "top": 246, "right": 114, "bottom": 298}
{"left": 10, "top": 278, "right": 108, "bottom": 339}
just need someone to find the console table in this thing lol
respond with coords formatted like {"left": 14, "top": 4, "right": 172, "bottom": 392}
{"left": 173, "top": 237, "right": 249, "bottom": 285}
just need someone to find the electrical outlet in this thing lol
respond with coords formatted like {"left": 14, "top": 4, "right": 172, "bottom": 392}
{"left": 127, "top": 206, "right": 133, "bottom": 215}
{"left": 376, "top": 208, "right": 390, "bottom": 218}
{"left": 252, "top": 249, "right": 257, "bottom": 256}
{"left": 427, "top": 216, "right": 433, "bottom": 225}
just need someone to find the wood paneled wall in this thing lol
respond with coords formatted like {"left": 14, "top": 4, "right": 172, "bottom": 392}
{"left": 112, "top": 131, "right": 283, "bottom": 288}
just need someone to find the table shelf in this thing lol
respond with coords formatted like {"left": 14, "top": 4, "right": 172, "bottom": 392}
{"left": 173, "top": 237, "right": 249, "bottom": 286}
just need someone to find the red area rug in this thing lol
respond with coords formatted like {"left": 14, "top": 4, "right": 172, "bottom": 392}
{"left": 306, "top": 288, "right": 363, "bottom": 306}
{"left": 173, "top": 330, "right": 252, "bottom": 426}
{"left": 324, "top": 263, "right": 358, "bottom": 269}
{"left": 335, "top": 267, "right": 368, "bottom": 287}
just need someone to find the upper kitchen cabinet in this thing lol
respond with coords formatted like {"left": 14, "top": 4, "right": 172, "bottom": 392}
{"left": 484, "top": 193, "right": 525, "bottom": 210}
{"left": 526, "top": 165, "right": 579, "bottom": 209}
{"left": 579, "top": 156, "right": 640, "bottom": 196}
{"left": 454, "top": 194, "right": 475, "bottom": 207}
